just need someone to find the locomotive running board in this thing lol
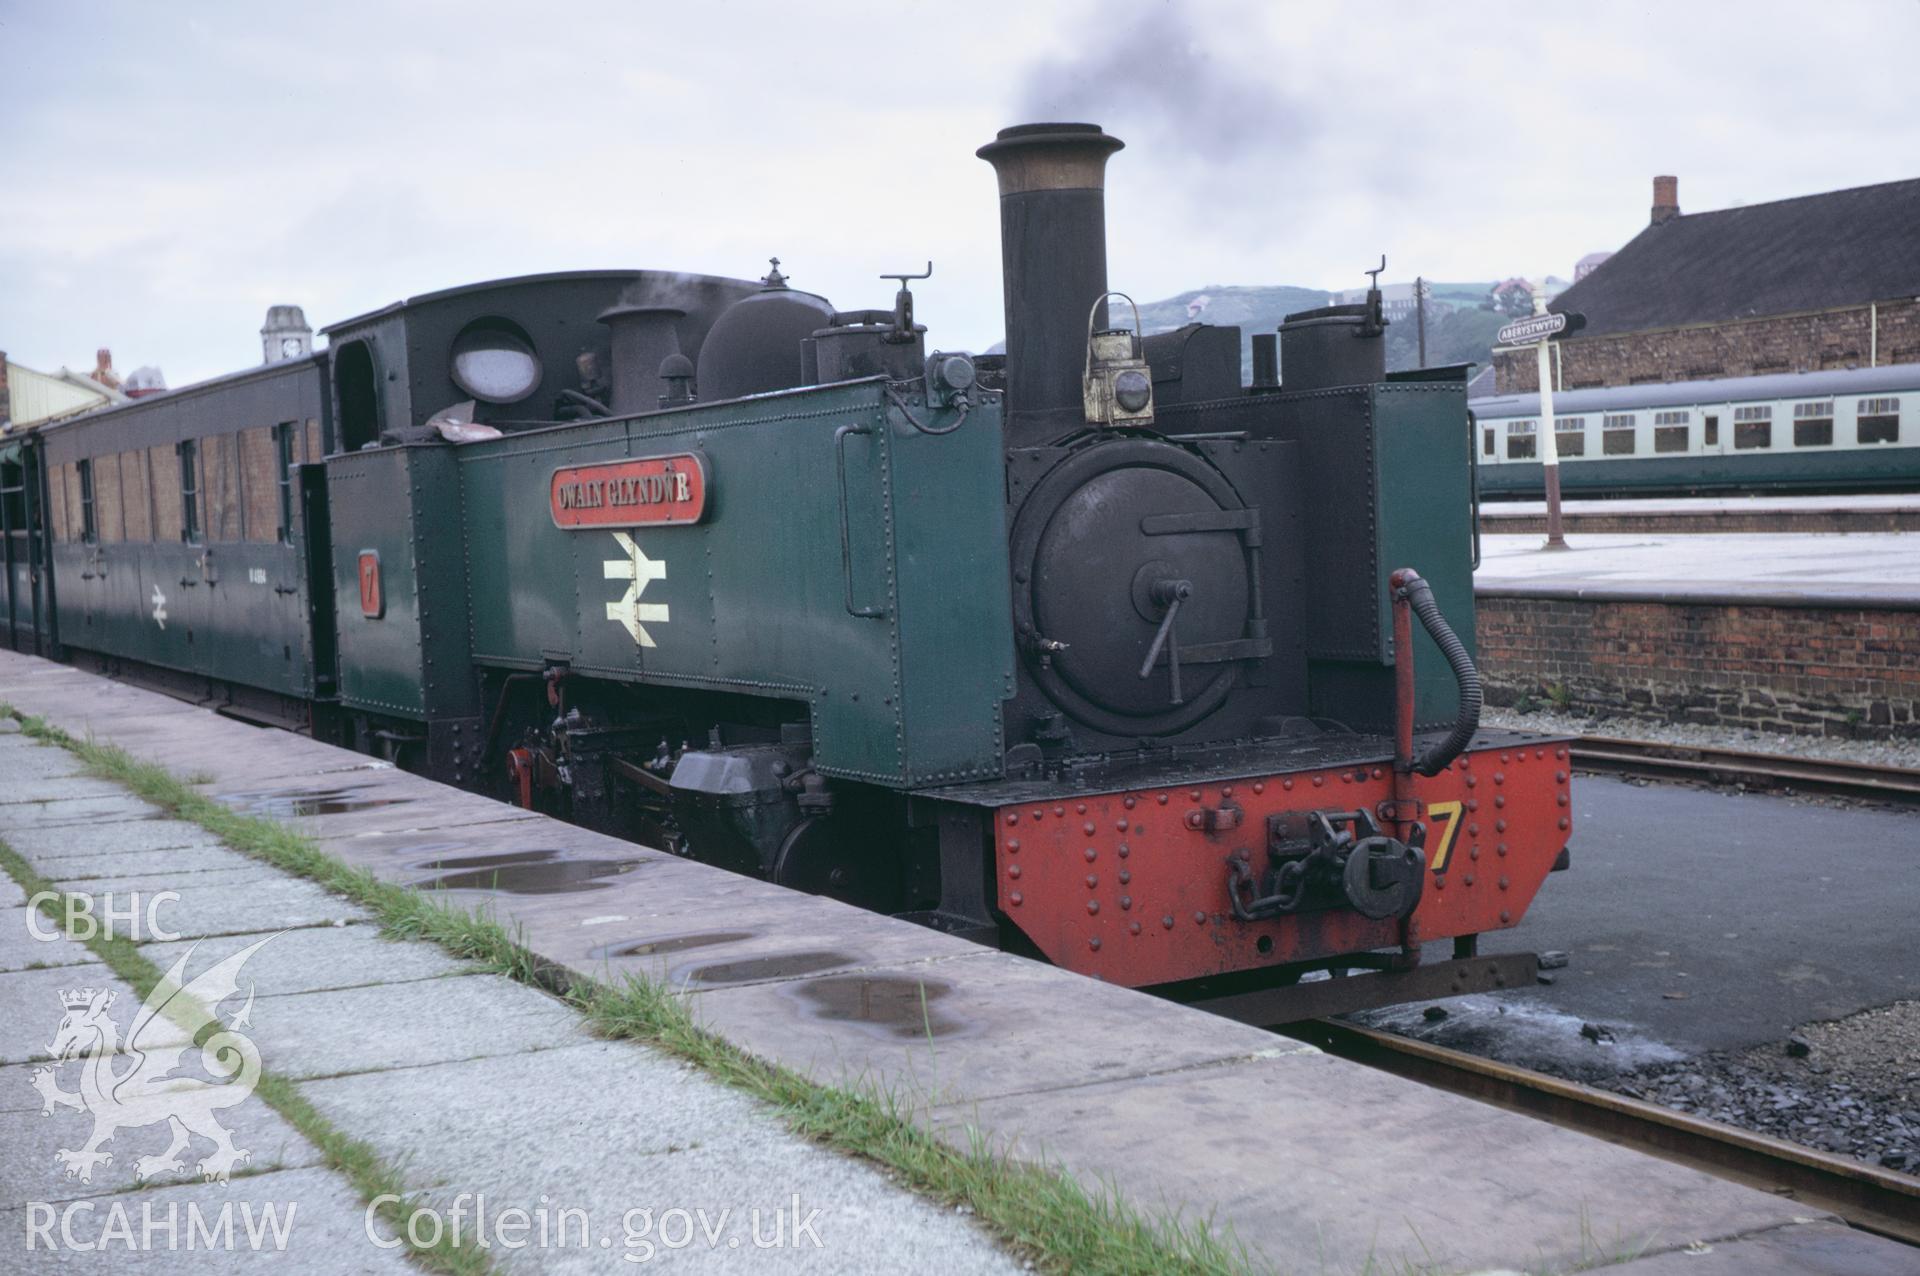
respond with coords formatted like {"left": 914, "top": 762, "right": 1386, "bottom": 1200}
{"left": 1179, "top": 952, "right": 1540, "bottom": 1027}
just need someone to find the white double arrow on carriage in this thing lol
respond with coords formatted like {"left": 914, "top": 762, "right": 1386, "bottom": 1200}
{"left": 604, "top": 532, "right": 669, "bottom": 647}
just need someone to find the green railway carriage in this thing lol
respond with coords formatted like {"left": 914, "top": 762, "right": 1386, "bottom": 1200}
{"left": 1472, "top": 364, "right": 1920, "bottom": 497}
{"left": 28, "top": 357, "right": 335, "bottom": 723}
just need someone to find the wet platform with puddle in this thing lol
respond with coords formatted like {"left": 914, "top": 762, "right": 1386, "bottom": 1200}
{"left": 0, "top": 651, "right": 1908, "bottom": 1276}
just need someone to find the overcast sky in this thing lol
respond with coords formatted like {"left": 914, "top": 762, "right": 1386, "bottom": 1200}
{"left": 3, "top": 0, "right": 1916, "bottom": 387}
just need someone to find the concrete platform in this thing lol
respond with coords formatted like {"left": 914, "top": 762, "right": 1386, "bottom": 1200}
{"left": 1476, "top": 530, "right": 1920, "bottom": 608}
{"left": 2, "top": 651, "right": 1914, "bottom": 1274}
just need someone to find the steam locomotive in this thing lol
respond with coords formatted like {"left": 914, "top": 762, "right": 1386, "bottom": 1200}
{"left": 0, "top": 122, "right": 1572, "bottom": 1015}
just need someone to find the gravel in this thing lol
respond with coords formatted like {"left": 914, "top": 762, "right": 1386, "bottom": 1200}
{"left": 1486, "top": 705, "right": 1920, "bottom": 771}
{"left": 1551, "top": 1001, "right": 1920, "bottom": 1175}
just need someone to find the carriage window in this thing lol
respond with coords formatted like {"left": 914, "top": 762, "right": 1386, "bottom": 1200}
{"left": 1551, "top": 415, "right": 1586, "bottom": 457}
{"left": 1858, "top": 397, "right": 1900, "bottom": 444}
{"left": 1653, "top": 410, "right": 1690, "bottom": 454}
{"left": 239, "top": 427, "right": 280, "bottom": 543}
{"left": 94, "top": 454, "right": 126, "bottom": 544}
{"left": 63, "top": 463, "right": 84, "bottom": 542}
{"left": 1733, "top": 405, "right": 1772, "bottom": 450}
{"left": 1703, "top": 413, "right": 1719, "bottom": 446}
{"left": 1483, "top": 427, "right": 1495, "bottom": 457}
{"left": 77, "top": 459, "right": 97, "bottom": 543}
{"left": 178, "top": 440, "right": 202, "bottom": 543}
{"left": 149, "top": 445, "right": 182, "bottom": 542}
{"left": 1506, "top": 419, "right": 1536, "bottom": 460}
{"left": 274, "top": 423, "right": 297, "bottom": 542}
{"left": 47, "top": 464, "right": 68, "bottom": 543}
{"left": 1602, "top": 413, "right": 1637, "bottom": 455}
{"left": 0, "top": 460, "right": 21, "bottom": 531}
{"left": 120, "top": 450, "right": 153, "bottom": 542}
{"left": 1793, "top": 400, "right": 1834, "bottom": 447}
{"left": 205, "top": 434, "right": 241, "bottom": 541}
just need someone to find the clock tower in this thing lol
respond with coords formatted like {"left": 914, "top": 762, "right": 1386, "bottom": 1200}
{"left": 261, "top": 304, "right": 313, "bottom": 364}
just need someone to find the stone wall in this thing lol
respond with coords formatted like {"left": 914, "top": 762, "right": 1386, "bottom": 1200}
{"left": 1494, "top": 297, "right": 1920, "bottom": 394}
{"left": 1476, "top": 593, "right": 1920, "bottom": 739}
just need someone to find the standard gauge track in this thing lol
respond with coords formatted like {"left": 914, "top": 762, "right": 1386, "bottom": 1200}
{"left": 1285, "top": 1019, "right": 1920, "bottom": 1248}
{"left": 1568, "top": 736, "right": 1920, "bottom": 806}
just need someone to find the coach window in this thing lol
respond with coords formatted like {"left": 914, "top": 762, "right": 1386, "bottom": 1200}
{"left": 1506, "top": 419, "right": 1536, "bottom": 460}
{"left": 1858, "top": 397, "right": 1900, "bottom": 444}
{"left": 149, "top": 445, "right": 182, "bottom": 542}
{"left": 1483, "top": 426, "right": 1495, "bottom": 457}
{"left": 1554, "top": 416, "right": 1586, "bottom": 457}
{"left": 96, "top": 454, "right": 127, "bottom": 543}
{"left": 1793, "top": 401, "right": 1834, "bottom": 447}
{"left": 77, "top": 459, "right": 97, "bottom": 543}
{"left": 239, "top": 427, "right": 279, "bottom": 542}
{"left": 274, "top": 423, "right": 297, "bottom": 541}
{"left": 178, "top": 440, "right": 202, "bottom": 543}
{"left": 1602, "top": 413, "right": 1637, "bottom": 455}
{"left": 1654, "top": 410, "right": 1690, "bottom": 454}
{"left": 1703, "top": 413, "right": 1720, "bottom": 446}
{"left": 120, "top": 450, "right": 153, "bottom": 542}
{"left": 1733, "top": 405, "right": 1772, "bottom": 450}
{"left": 0, "top": 459, "right": 23, "bottom": 532}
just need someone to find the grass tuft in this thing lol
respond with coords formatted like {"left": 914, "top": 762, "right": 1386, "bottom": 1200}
{"left": 0, "top": 835, "right": 495, "bottom": 1275}
{"left": 6, "top": 707, "right": 1259, "bottom": 1275}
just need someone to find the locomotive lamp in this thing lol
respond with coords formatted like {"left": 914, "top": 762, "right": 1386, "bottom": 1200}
{"left": 1082, "top": 292, "right": 1154, "bottom": 427}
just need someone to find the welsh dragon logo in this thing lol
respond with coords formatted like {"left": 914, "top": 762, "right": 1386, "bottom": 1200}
{"left": 29, "top": 935, "right": 276, "bottom": 1184}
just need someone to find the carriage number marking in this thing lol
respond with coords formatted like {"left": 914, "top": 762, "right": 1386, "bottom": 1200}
{"left": 1426, "top": 800, "right": 1464, "bottom": 873}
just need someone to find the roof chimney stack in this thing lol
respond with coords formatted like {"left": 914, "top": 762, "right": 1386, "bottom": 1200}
{"left": 1652, "top": 175, "right": 1680, "bottom": 225}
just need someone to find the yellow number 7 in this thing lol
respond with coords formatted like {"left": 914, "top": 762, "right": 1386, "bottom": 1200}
{"left": 1426, "top": 800, "right": 1464, "bottom": 873}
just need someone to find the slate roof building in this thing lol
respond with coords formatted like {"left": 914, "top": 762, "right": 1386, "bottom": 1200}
{"left": 1494, "top": 175, "right": 1920, "bottom": 393}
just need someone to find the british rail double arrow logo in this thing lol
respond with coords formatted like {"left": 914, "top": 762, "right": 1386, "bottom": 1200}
{"left": 604, "top": 532, "right": 669, "bottom": 647}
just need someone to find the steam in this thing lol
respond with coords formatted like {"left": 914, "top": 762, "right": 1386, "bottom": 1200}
{"left": 1016, "top": 3, "right": 1314, "bottom": 168}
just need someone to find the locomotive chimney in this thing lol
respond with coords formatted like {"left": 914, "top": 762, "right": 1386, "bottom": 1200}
{"left": 977, "top": 122, "right": 1124, "bottom": 433}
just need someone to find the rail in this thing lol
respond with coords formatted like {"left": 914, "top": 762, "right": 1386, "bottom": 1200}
{"left": 1568, "top": 736, "right": 1920, "bottom": 805}
{"left": 1287, "top": 1019, "right": 1920, "bottom": 1248}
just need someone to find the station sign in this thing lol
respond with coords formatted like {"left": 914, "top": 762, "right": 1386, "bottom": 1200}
{"left": 550, "top": 453, "right": 710, "bottom": 529}
{"left": 1497, "top": 312, "right": 1586, "bottom": 346}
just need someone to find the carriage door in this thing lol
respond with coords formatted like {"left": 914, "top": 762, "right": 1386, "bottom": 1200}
{"left": 0, "top": 442, "right": 50, "bottom": 654}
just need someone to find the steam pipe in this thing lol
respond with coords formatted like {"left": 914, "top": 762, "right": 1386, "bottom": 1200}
{"left": 1389, "top": 568, "right": 1483, "bottom": 778}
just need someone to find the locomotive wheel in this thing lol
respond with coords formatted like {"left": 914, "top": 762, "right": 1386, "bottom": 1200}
{"left": 772, "top": 817, "right": 897, "bottom": 913}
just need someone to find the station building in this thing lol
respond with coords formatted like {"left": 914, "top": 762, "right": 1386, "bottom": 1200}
{"left": 1494, "top": 174, "right": 1920, "bottom": 394}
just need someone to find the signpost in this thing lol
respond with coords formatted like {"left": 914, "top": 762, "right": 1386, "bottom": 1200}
{"left": 1498, "top": 293, "right": 1586, "bottom": 550}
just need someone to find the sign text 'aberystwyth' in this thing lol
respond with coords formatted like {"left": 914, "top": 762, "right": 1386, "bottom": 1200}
{"left": 549, "top": 453, "right": 710, "bottom": 529}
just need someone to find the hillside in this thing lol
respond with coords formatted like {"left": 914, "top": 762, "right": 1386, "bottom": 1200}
{"left": 1135, "top": 281, "right": 1507, "bottom": 381}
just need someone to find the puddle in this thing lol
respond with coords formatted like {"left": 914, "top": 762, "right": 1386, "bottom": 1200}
{"left": 680, "top": 951, "right": 857, "bottom": 985}
{"left": 411, "top": 856, "right": 645, "bottom": 895}
{"left": 410, "top": 849, "right": 561, "bottom": 871}
{"left": 218, "top": 787, "right": 410, "bottom": 817}
{"left": 591, "top": 931, "right": 756, "bottom": 960}
{"left": 794, "top": 974, "right": 967, "bottom": 1039}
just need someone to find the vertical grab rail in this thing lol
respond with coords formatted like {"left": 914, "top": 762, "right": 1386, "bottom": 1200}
{"left": 1467, "top": 409, "right": 1483, "bottom": 571}
{"left": 833, "top": 424, "right": 888, "bottom": 619}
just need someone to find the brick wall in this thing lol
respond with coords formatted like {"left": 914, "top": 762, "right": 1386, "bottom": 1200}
{"left": 1494, "top": 297, "right": 1920, "bottom": 394}
{"left": 1477, "top": 594, "right": 1920, "bottom": 739}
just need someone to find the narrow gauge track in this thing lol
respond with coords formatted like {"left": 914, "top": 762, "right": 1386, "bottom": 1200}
{"left": 1286, "top": 1019, "right": 1920, "bottom": 1248}
{"left": 1568, "top": 736, "right": 1920, "bottom": 806}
